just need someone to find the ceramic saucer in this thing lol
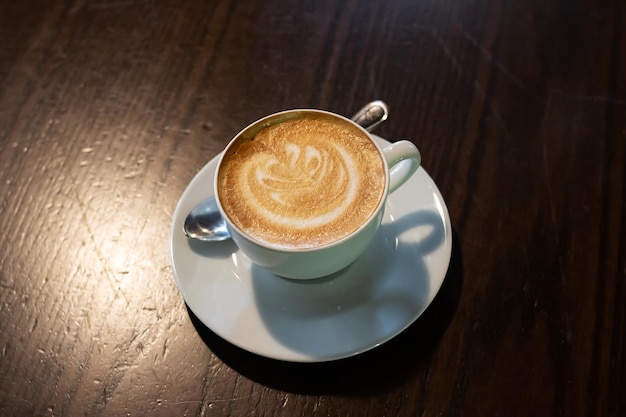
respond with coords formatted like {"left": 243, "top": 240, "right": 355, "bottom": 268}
{"left": 169, "top": 136, "right": 452, "bottom": 362}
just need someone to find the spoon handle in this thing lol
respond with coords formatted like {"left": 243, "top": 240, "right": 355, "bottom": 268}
{"left": 351, "top": 100, "right": 389, "bottom": 132}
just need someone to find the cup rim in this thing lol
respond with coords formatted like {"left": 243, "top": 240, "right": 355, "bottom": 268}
{"left": 214, "top": 108, "right": 390, "bottom": 253}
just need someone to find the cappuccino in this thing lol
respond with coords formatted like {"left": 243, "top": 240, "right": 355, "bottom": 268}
{"left": 217, "top": 113, "right": 386, "bottom": 249}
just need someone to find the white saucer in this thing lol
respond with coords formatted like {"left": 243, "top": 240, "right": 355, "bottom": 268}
{"left": 169, "top": 136, "right": 452, "bottom": 362}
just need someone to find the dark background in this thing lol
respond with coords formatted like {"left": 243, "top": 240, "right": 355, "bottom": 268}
{"left": 0, "top": 0, "right": 624, "bottom": 416}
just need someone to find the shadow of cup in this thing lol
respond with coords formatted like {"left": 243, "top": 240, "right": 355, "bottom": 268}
{"left": 250, "top": 209, "right": 447, "bottom": 356}
{"left": 187, "top": 227, "right": 463, "bottom": 394}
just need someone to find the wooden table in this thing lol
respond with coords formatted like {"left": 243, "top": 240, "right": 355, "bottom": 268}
{"left": 1, "top": 0, "right": 624, "bottom": 415}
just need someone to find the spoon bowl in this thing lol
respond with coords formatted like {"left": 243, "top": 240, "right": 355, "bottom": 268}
{"left": 183, "top": 195, "right": 230, "bottom": 241}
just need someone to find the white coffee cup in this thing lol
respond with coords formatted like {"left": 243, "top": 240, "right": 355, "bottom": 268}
{"left": 214, "top": 109, "right": 420, "bottom": 279}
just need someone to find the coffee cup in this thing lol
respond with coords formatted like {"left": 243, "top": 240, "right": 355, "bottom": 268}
{"left": 214, "top": 109, "right": 421, "bottom": 279}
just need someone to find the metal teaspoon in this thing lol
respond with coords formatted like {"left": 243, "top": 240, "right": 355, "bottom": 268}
{"left": 183, "top": 100, "right": 389, "bottom": 242}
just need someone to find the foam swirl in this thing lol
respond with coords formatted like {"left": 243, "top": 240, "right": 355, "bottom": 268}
{"left": 241, "top": 141, "right": 358, "bottom": 228}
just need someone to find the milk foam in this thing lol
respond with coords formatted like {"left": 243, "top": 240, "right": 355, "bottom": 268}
{"left": 218, "top": 115, "right": 385, "bottom": 249}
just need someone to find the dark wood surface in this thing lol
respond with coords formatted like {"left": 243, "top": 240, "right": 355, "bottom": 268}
{"left": 1, "top": 0, "right": 624, "bottom": 416}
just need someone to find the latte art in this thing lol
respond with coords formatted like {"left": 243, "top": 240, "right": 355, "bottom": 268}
{"left": 218, "top": 115, "right": 386, "bottom": 249}
{"left": 243, "top": 139, "right": 358, "bottom": 227}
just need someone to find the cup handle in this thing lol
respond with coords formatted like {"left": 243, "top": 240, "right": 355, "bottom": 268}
{"left": 382, "top": 140, "right": 421, "bottom": 193}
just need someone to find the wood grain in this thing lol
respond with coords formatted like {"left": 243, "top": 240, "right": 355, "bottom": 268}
{"left": 0, "top": 0, "right": 624, "bottom": 416}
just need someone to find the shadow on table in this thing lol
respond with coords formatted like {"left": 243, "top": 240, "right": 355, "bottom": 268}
{"left": 187, "top": 230, "right": 463, "bottom": 395}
